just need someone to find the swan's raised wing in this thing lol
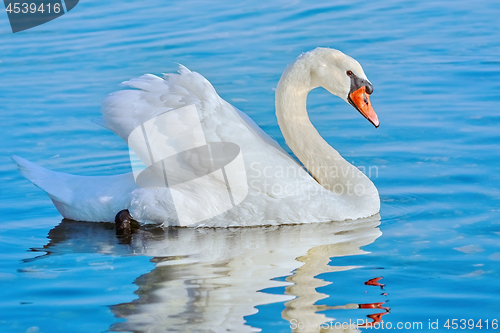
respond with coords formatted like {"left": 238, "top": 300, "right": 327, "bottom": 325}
{"left": 96, "top": 66, "right": 286, "bottom": 155}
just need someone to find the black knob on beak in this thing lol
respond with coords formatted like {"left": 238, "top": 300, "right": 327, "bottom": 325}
{"left": 365, "top": 82, "right": 374, "bottom": 95}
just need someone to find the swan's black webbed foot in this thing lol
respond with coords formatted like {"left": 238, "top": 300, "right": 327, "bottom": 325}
{"left": 115, "top": 209, "right": 139, "bottom": 242}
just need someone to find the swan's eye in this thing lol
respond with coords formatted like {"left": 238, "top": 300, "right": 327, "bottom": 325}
{"left": 346, "top": 70, "right": 353, "bottom": 76}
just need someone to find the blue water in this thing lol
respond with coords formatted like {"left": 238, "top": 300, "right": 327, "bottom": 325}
{"left": 1, "top": 0, "right": 500, "bottom": 332}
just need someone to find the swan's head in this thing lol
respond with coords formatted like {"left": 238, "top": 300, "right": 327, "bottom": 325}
{"left": 305, "top": 48, "right": 379, "bottom": 127}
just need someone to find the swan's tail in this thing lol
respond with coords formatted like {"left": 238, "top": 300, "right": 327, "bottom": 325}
{"left": 13, "top": 155, "right": 73, "bottom": 204}
{"left": 12, "top": 156, "right": 137, "bottom": 222}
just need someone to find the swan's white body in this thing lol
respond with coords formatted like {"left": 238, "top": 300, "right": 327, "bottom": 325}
{"left": 14, "top": 48, "right": 380, "bottom": 227}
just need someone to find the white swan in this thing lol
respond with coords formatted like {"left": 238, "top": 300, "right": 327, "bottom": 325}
{"left": 14, "top": 47, "right": 380, "bottom": 227}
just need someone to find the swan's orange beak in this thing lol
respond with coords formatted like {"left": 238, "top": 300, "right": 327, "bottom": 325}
{"left": 349, "top": 86, "right": 379, "bottom": 128}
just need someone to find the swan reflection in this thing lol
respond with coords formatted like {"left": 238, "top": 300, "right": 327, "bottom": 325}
{"left": 30, "top": 215, "right": 382, "bottom": 332}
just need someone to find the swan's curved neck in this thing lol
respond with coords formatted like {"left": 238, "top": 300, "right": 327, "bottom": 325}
{"left": 275, "top": 58, "right": 373, "bottom": 194}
